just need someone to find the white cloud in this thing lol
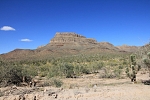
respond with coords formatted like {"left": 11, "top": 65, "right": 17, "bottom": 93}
{"left": 20, "top": 39, "right": 33, "bottom": 42}
{"left": 0, "top": 26, "right": 16, "bottom": 31}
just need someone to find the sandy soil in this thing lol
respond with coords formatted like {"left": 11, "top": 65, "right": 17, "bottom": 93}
{"left": 0, "top": 70, "right": 150, "bottom": 100}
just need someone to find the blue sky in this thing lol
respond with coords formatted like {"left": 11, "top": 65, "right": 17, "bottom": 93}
{"left": 0, "top": 0, "right": 150, "bottom": 54}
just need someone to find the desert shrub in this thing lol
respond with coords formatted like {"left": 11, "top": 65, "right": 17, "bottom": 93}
{"left": 91, "top": 62, "right": 104, "bottom": 73}
{"left": 47, "top": 63, "right": 76, "bottom": 78}
{"left": 38, "top": 65, "right": 50, "bottom": 77}
{"left": 143, "top": 58, "right": 150, "bottom": 65}
{"left": 22, "top": 65, "right": 38, "bottom": 78}
{"left": 99, "top": 68, "right": 115, "bottom": 78}
{"left": 0, "top": 65, "right": 21, "bottom": 86}
{"left": 43, "top": 81, "right": 51, "bottom": 87}
{"left": 65, "top": 64, "right": 74, "bottom": 78}
{"left": 123, "top": 61, "right": 127, "bottom": 65}
{"left": 0, "top": 64, "right": 38, "bottom": 86}
{"left": 143, "top": 52, "right": 150, "bottom": 76}
{"left": 114, "top": 68, "right": 122, "bottom": 78}
{"left": 125, "top": 67, "right": 130, "bottom": 77}
{"left": 101, "top": 73, "right": 115, "bottom": 78}
{"left": 147, "top": 52, "right": 150, "bottom": 58}
{"left": 73, "top": 65, "right": 80, "bottom": 76}
{"left": 39, "top": 72, "right": 47, "bottom": 77}
{"left": 60, "top": 63, "right": 74, "bottom": 78}
{"left": 81, "top": 67, "right": 90, "bottom": 74}
{"left": 47, "top": 68, "right": 58, "bottom": 78}
{"left": 119, "top": 65, "right": 123, "bottom": 69}
{"left": 52, "top": 79, "right": 63, "bottom": 87}
{"left": 137, "top": 64, "right": 141, "bottom": 71}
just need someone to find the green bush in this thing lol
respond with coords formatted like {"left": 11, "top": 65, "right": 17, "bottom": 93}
{"left": 0, "top": 65, "right": 23, "bottom": 86}
{"left": 43, "top": 81, "right": 51, "bottom": 87}
{"left": 47, "top": 69, "right": 57, "bottom": 78}
{"left": 114, "top": 68, "right": 122, "bottom": 78}
{"left": 119, "top": 66, "right": 123, "bottom": 69}
{"left": 143, "top": 52, "right": 150, "bottom": 77}
{"left": 147, "top": 52, "right": 150, "bottom": 58}
{"left": 53, "top": 79, "right": 63, "bottom": 87}
{"left": 60, "top": 63, "right": 74, "bottom": 78}
{"left": 82, "top": 67, "right": 90, "bottom": 74}
{"left": 0, "top": 64, "right": 38, "bottom": 86}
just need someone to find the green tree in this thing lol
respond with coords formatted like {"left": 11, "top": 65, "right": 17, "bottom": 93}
{"left": 0, "top": 65, "right": 22, "bottom": 86}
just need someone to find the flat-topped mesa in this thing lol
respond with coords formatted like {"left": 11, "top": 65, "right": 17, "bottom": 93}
{"left": 55, "top": 32, "right": 86, "bottom": 38}
{"left": 50, "top": 32, "right": 97, "bottom": 44}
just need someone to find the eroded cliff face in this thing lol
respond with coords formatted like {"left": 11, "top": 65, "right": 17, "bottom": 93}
{"left": 50, "top": 32, "right": 97, "bottom": 45}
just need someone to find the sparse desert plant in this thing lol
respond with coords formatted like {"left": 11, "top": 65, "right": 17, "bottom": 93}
{"left": 81, "top": 67, "right": 90, "bottom": 74}
{"left": 69, "top": 84, "right": 78, "bottom": 89}
{"left": 100, "top": 70, "right": 115, "bottom": 78}
{"left": 147, "top": 52, "right": 150, "bottom": 58}
{"left": 38, "top": 65, "right": 49, "bottom": 77}
{"left": 130, "top": 55, "right": 137, "bottom": 81}
{"left": 119, "top": 65, "right": 123, "bottom": 69}
{"left": 43, "top": 81, "right": 51, "bottom": 87}
{"left": 114, "top": 68, "right": 122, "bottom": 78}
{"left": 52, "top": 79, "right": 63, "bottom": 88}
{"left": 0, "top": 64, "right": 38, "bottom": 86}
{"left": 1, "top": 65, "right": 23, "bottom": 86}
{"left": 126, "top": 54, "right": 138, "bottom": 82}
{"left": 125, "top": 67, "right": 130, "bottom": 77}
{"left": 143, "top": 52, "right": 150, "bottom": 76}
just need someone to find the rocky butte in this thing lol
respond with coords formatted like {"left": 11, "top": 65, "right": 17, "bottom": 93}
{"left": 44, "top": 32, "right": 122, "bottom": 52}
{"left": 49, "top": 32, "right": 97, "bottom": 46}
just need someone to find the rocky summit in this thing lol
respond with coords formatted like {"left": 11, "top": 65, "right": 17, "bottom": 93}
{"left": 50, "top": 32, "right": 97, "bottom": 45}
{"left": 39, "top": 32, "right": 117, "bottom": 50}
{"left": 0, "top": 32, "right": 139, "bottom": 61}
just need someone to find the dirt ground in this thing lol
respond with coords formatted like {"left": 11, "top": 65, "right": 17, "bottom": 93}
{"left": 0, "top": 70, "right": 150, "bottom": 100}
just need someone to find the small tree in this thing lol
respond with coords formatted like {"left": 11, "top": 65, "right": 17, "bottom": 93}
{"left": 0, "top": 65, "right": 23, "bottom": 86}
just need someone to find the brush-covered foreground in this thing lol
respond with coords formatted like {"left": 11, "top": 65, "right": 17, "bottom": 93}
{"left": 0, "top": 53, "right": 129, "bottom": 86}
{"left": 0, "top": 69, "right": 150, "bottom": 100}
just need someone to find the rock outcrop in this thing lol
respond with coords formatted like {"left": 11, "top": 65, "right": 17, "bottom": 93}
{"left": 50, "top": 32, "right": 97, "bottom": 45}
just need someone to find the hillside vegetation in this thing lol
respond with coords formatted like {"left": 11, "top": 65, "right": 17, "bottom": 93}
{"left": 0, "top": 32, "right": 148, "bottom": 87}
{"left": 0, "top": 52, "right": 130, "bottom": 87}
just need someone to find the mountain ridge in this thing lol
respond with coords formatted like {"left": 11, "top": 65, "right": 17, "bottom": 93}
{"left": 0, "top": 32, "right": 139, "bottom": 61}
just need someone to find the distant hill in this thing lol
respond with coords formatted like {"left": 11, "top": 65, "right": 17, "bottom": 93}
{"left": 0, "top": 32, "right": 139, "bottom": 61}
{"left": 117, "top": 45, "right": 140, "bottom": 52}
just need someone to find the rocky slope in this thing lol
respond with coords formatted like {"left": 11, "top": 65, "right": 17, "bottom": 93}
{"left": 117, "top": 45, "right": 140, "bottom": 52}
{"left": 0, "top": 32, "right": 139, "bottom": 61}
